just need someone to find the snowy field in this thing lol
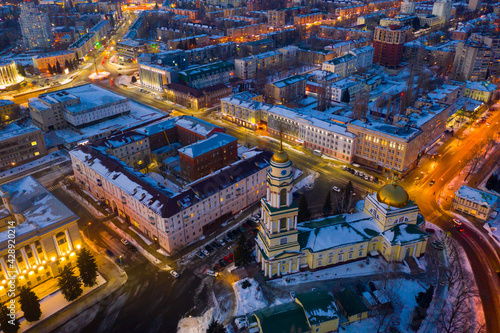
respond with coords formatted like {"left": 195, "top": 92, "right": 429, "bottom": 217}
{"left": 233, "top": 278, "right": 268, "bottom": 316}
{"left": 18, "top": 274, "right": 106, "bottom": 332}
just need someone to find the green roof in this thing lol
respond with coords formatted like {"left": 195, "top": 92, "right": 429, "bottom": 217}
{"left": 262, "top": 199, "right": 298, "bottom": 214}
{"left": 295, "top": 290, "right": 339, "bottom": 326}
{"left": 254, "top": 302, "right": 310, "bottom": 333}
{"left": 335, "top": 288, "right": 369, "bottom": 317}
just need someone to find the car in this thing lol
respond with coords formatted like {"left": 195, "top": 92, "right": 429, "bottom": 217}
{"left": 224, "top": 256, "right": 233, "bottom": 264}
{"left": 106, "top": 249, "right": 115, "bottom": 256}
{"left": 425, "top": 228, "right": 436, "bottom": 234}
{"left": 202, "top": 249, "right": 210, "bottom": 256}
{"left": 332, "top": 186, "right": 341, "bottom": 192}
{"left": 452, "top": 219, "right": 462, "bottom": 226}
{"left": 217, "top": 238, "right": 226, "bottom": 246}
{"left": 219, "top": 259, "right": 228, "bottom": 267}
{"left": 364, "top": 175, "right": 370, "bottom": 180}
{"left": 224, "top": 235, "right": 232, "bottom": 243}
{"left": 342, "top": 165, "right": 347, "bottom": 171}
{"left": 196, "top": 251, "right": 205, "bottom": 259}
{"left": 239, "top": 226, "right": 246, "bottom": 233}
{"left": 373, "top": 177, "right": 379, "bottom": 183}
{"left": 429, "top": 180, "right": 435, "bottom": 186}
{"left": 205, "top": 245, "right": 214, "bottom": 253}
{"left": 456, "top": 225, "right": 465, "bottom": 232}
{"left": 170, "top": 270, "right": 180, "bottom": 278}
{"left": 211, "top": 241, "right": 221, "bottom": 249}
{"left": 206, "top": 269, "right": 218, "bottom": 277}
{"left": 120, "top": 238, "right": 130, "bottom": 246}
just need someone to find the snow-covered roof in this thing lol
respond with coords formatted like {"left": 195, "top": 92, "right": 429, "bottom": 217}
{"left": 0, "top": 124, "right": 40, "bottom": 143}
{"left": 0, "top": 176, "right": 77, "bottom": 243}
{"left": 465, "top": 81, "right": 497, "bottom": 93}
{"left": 295, "top": 290, "right": 339, "bottom": 325}
{"left": 349, "top": 119, "right": 421, "bottom": 141}
{"left": 455, "top": 185, "right": 498, "bottom": 207}
{"left": 174, "top": 115, "right": 222, "bottom": 137}
{"left": 178, "top": 133, "right": 237, "bottom": 158}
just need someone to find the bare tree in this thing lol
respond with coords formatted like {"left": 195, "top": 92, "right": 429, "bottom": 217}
{"left": 352, "top": 90, "right": 369, "bottom": 120}
{"left": 437, "top": 235, "right": 483, "bottom": 333}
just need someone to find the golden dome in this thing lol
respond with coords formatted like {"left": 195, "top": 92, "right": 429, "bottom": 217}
{"left": 376, "top": 183, "right": 409, "bottom": 208}
{"left": 271, "top": 150, "right": 289, "bottom": 163}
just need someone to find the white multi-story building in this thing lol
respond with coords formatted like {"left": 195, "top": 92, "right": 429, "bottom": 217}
{"left": 349, "top": 45, "right": 374, "bottom": 70}
{"left": 70, "top": 146, "right": 271, "bottom": 253}
{"left": 221, "top": 94, "right": 356, "bottom": 162}
{"left": 401, "top": 0, "right": 416, "bottom": 14}
{"left": 138, "top": 62, "right": 178, "bottom": 91}
{"left": 432, "top": 0, "right": 452, "bottom": 21}
{"left": 19, "top": 2, "right": 53, "bottom": 50}
{"left": 322, "top": 54, "right": 357, "bottom": 78}
{"left": 330, "top": 77, "right": 366, "bottom": 103}
{"left": 29, "top": 84, "right": 131, "bottom": 131}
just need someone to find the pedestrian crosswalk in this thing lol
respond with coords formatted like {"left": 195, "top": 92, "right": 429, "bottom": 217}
{"left": 46, "top": 183, "right": 62, "bottom": 192}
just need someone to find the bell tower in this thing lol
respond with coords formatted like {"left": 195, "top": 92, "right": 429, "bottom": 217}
{"left": 256, "top": 140, "right": 301, "bottom": 278}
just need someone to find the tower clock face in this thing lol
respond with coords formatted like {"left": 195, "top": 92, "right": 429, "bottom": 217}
{"left": 281, "top": 170, "right": 287, "bottom": 176}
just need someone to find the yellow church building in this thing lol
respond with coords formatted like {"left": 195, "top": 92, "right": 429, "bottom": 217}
{"left": 255, "top": 147, "right": 429, "bottom": 279}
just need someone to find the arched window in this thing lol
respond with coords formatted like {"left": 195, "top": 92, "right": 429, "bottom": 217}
{"left": 279, "top": 188, "right": 287, "bottom": 207}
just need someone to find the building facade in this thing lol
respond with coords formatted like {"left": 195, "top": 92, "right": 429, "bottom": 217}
{"left": 255, "top": 149, "right": 428, "bottom": 279}
{"left": 19, "top": 2, "right": 53, "bottom": 50}
{"left": 452, "top": 40, "right": 491, "bottom": 82}
{"left": 0, "top": 125, "right": 47, "bottom": 171}
{"left": 373, "top": 26, "right": 411, "bottom": 68}
{"left": 265, "top": 75, "right": 306, "bottom": 104}
{"left": 0, "top": 176, "right": 81, "bottom": 303}
{"left": 70, "top": 146, "right": 271, "bottom": 253}
{"left": 0, "top": 100, "right": 18, "bottom": 123}
{"left": 178, "top": 62, "right": 234, "bottom": 89}
{"left": 178, "top": 133, "right": 238, "bottom": 181}
{"left": 322, "top": 54, "right": 357, "bottom": 78}
{"left": 267, "top": 10, "right": 286, "bottom": 27}
{"left": 234, "top": 51, "right": 283, "bottom": 79}
{"left": 0, "top": 60, "right": 23, "bottom": 90}
{"left": 32, "top": 50, "right": 78, "bottom": 74}
{"left": 453, "top": 185, "right": 498, "bottom": 221}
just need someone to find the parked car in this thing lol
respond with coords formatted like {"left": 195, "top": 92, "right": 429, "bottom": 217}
{"left": 219, "top": 259, "right": 228, "bottom": 267}
{"left": 217, "top": 238, "right": 226, "bottom": 246}
{"left": 205, "top": 244, "right": 214, "bottom": 253}
{"left": 206, "top": 269, "right": 218, "bottom": 277}
{"left": 202, "top": 249, "right": 210, "bottom": 256}
{"left": 429, "top": 180, "right": 435, "bottom": 186}
{"left": 332, "top": 186, "right": 341, "bottom": 192}
{"left": 342, "top": 165, "right": 347, "bottom": 171}
{"left": 211, "top": 241, "right": 221, "bottom": 249}
{"left": 196, "top": 251, "right": 205, "bottom": 259}
{"left": 106, "top": 249, "right": 115, "bottom": 257}
{"left": 170, "top": 270, "right": 180, "bottom": 278}
{"left": 120, "top": 238, "right": 130, "bottom": 246}
{"left": 224, "top": 235, "right": 232, "bottom": 243}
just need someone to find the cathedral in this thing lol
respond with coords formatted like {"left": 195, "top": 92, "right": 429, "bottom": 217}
{"left": 255, "top": 146, "right": 429, "bottom": 278}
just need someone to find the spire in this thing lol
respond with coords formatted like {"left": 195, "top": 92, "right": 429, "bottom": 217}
{"left": 279, "top": 131, "right": 283, "bottom": 151}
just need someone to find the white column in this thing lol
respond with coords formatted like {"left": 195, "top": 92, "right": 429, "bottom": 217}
{"left": 20, "top": 248, "right": 30, "bottom": 270}
{"left": 287, "top": 217, "right": 290, "bottom": 231}
{"left": 0, "top": 258, "right": 9, "bottom": 278}
{"left": 264, "top": 262, "right": 268, "bottom": 277}
{"left": 30, "top": 244, "right": 41, "bottom": 265}
{"left": 288, "top": 259, "right": 292, "bottom": 274}
{"left": 52, "top": 236, "right": 61, "bottom": 256}
{"left": 65, "top": 229, "right": 74, "bottom": 251}
{"left": 294, "top": 216, "right": 297, "bottom": 229}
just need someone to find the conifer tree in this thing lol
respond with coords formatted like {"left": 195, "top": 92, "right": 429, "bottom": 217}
{"left": 58, "top": 264, "right": 83, "bottom": 301}
{"left": 19, "top": 286, "right": 42, "bottom": 322}
{"left": 76, "top": 247, "right": 98, "bottom": 287}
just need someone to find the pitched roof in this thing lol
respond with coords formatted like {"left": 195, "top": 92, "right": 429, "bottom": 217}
{"left": 335, "top": 287, "right": 369, "bottom": 317}
{"left": 254, "top": 302, "right": 310, "bottom": 333}
{"left": 295, "top": 290, "right": 339, "bottom": 326}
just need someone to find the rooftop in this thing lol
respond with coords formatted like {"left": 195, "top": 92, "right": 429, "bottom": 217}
{"left": 178, "top": 133, "right": 237, "bottom": 158}
{"left": 0, "top": 124, "right": 40, "bottom": 143}
{"left": 295, "top": 290, "right": 339, "bottom": 325}
{"left": 456, "top": 185, "right": 498, "bottom": 207}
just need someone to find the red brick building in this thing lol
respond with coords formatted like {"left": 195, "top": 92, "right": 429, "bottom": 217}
{"left": 163, "top": 83, "right": 232, "bottom": 111}
{"left": 175, "top": 116, "right": 224, "bottom": 146}
{"left": 373, "top": 25, "right": 411, "bottom": 68}
{"left": 178, "top": 133, "right": 238, "bottom": 181}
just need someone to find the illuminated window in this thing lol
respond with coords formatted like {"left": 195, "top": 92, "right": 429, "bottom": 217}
{"left": 31, "top": 141, "right": 37, "bottom": 146}
{"left": 34, "top": 152, "right": 40, "bottom": 156}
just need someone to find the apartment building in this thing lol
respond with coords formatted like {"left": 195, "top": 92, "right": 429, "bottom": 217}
{"left": 19, "top": 2, "right": 53, "bottom": 50}
{"left": 29, "top": 84, "right": 131, "bottom": 131}
{"left": 0, "top": 176, "right": 81, "bottom": 303}
{"left": 32, "top": 50, "right": 78, "bottom": 74}
{"left": 92, "top": 132, "right": 151, "bottom": 168}
{"left": 0, "top": 100, "right": 19, "bottom": 123}
{"left": 178, "top": 62, "right": 234, "bottom": 89}
{"left": 234, "top": 51, "right": 283, "bottom": 79}
{"left": 293, "top": 13, "right": 323, "bottom": 25}
{"left": 330, "top": 77, "right": 366, "bottom": 103}
{"left": 265, "top": 75, "right": 306, "bottom": 103}
{"left": 227, "top": 24, "right": 268, "bottom": 39}
{"left": 322, "top": 54, "right": 357, "bottom": 78}
{"left": 163, "top": 83, "right": 232, "bottom": 110}
{"left": 0, "top": 125, "right": 47, "bottom": 171}
{"left": 453, "top": 185, "right": 498, "bottom": 220}
{"left": 70, "top": 145, "right": 270, "bottom": 253}
{"left": 347, "top": 120, "right": 423, "bottom": 176}
{"left": 349, "top": 45, "right": 374, "bottom": 70}
{"left": 268, "top": 10, "right": 286, "bottom": 27}
{"left": 178, "top": 133, "right": 238, "bottom": 181}
{"left": 464, "top": 81, "right": 497, "bottom": 102}
{"left": 452, "top": 40, "right": 491, "bottom": 81}
{"left": 373, "top": 26, "right": 411, "bottom": 68}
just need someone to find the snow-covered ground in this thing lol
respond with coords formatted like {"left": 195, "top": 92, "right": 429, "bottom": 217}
{"left": 292, "top": 171, "right": 319, "bottom": 193}
{"left": 269, "top": 257, "right": 406, "bottom": 286}
{"left": 177, "top": 307, "right": 220, "bottom": 333}
{"left": 233, "top": 278, "right": 268, "bottom": 316}
{"left": 18, "top": 274, "right": 106, "bottom": 332}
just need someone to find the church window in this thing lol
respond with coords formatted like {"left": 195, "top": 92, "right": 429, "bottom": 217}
{"left": 328, "top": 256, "right": 333, "bottom": 264}
{"left": 281, "top": 170, "right": 287, "bottom": 176}
{"left": 279, "top": 189, "right": 287, "bottom": 206}
{"left": 338, "top": 254, "right": 343, "bottom": 262}
{"left": 359, "top": 250, "right": 363, "bottom": 257}
{"left": 317, "top": 258, "right": 322, "bottom": 266}
{"left": 280, "top": 238, "right": 288, "bottom": 245}
{"left": 348, "top": 252, "right": 353, "bottom": 259}
{"left": 279, "top": 218, "right": 287, "bottom": 231}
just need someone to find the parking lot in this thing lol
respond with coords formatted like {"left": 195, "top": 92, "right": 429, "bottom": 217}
{"left": 186, "top": 215, "right": 261, "bottom": 277}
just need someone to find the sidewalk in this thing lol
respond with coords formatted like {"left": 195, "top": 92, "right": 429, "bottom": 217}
{"left": 24, "top": 234, "right": 127, "bottom": 333}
